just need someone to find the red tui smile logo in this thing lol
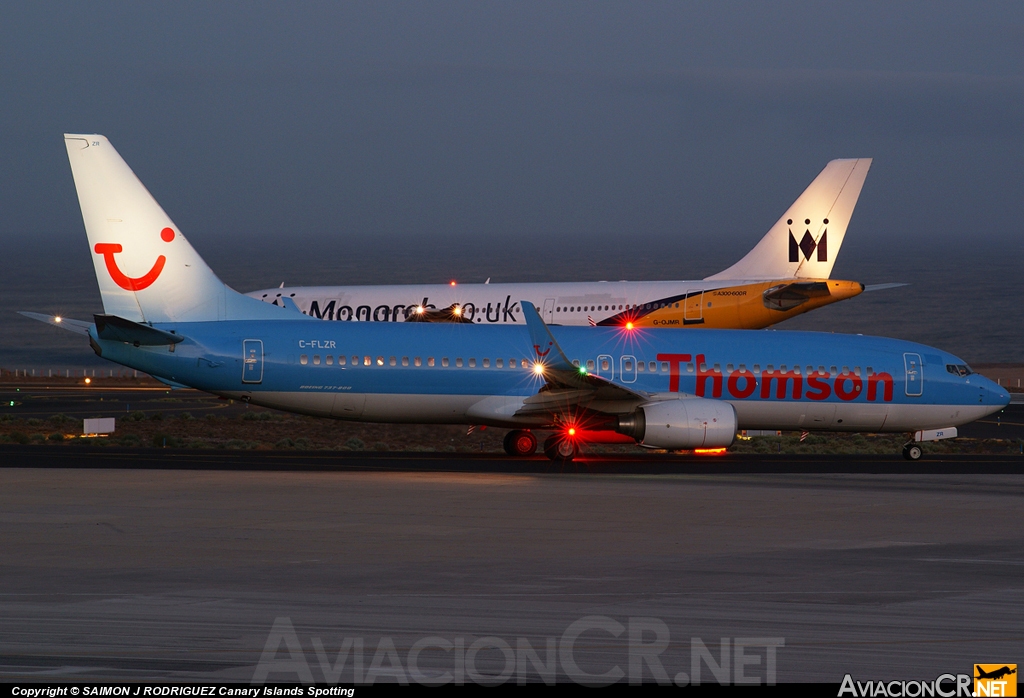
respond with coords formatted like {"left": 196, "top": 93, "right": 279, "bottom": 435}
{"left": 94, "top": 227, "right": 174, "bottom": 291}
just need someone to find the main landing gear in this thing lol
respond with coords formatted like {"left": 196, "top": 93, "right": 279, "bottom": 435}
{"left": 902, "top": 442, "right": 923, "bottom": 461}
{"left": 503, "top": 429, "right": 537, "bottom": 457}
{"left": 543, "top": 434, "right": 579, "bottom": 463}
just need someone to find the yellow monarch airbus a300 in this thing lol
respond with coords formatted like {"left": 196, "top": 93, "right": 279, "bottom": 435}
{"left": 249, "top": 159, "right": 890, "bottom": 330}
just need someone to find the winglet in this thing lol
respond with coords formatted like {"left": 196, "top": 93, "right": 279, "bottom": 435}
{"left": 519, "top": 300, "right": 576, "bottom": 372}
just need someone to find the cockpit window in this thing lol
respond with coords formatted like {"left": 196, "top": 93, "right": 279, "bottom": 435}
{"left": 946, "top": 364, "right": 972, "bottom": 377}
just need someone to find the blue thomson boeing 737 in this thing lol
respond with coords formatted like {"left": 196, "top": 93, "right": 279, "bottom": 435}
{"left": 21, "top": 135, "right": 1010, "bottom": 462}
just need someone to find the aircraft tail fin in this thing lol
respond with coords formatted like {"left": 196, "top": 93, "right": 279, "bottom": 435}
{"left": 63, "top": 134, "right": 304, "bottom": 323}
{"left": 706, "top": 158, "right": 871, "bottom": 281}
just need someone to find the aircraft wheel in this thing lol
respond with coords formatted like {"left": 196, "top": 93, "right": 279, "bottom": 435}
{"left": 503, "top": 430, "right": 537, "bottom": 456}
{"left": 544, "top": 434, "right": 578, "bottom": 462}
{"left": 902, "top": 443, "right": 922, "bottom": 461}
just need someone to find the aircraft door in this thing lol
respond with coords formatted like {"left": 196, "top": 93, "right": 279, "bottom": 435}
{"left": 543, "top": 298, "right": 556, "bottom": 323}
{"left": 620, "top": 355, "right": 637, "bottom": 383}
{"left": 597, "top": 354, "right": 614, "bottom": 380}
{"left": 684, "top": 291, "right": 704, "bottom": 323}
{"left": 904, "top": 353, "right": 923, "bottom": 397}
{"left": 242, "top": 339, "right": 264, "bottom": 384}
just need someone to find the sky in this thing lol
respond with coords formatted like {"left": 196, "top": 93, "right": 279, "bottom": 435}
{"left": 1, "top": 2, "right": 1022, "bottom": 367}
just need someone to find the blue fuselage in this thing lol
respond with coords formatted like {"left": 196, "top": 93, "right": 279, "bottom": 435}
{"left": 88, "top": 321, "right": 1009, "bottom": 433}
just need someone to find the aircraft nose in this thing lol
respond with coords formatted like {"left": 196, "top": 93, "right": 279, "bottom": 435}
{"left": 977, "top": 375, "right": 1011, "bottom": 407}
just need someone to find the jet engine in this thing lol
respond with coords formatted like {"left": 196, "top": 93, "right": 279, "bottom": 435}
{"left": 616, "top": 398, "right": 737, "bottom": 450}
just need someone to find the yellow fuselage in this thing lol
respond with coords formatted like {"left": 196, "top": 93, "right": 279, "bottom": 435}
{"left": 625, "top": 279, "right": 864, "bottom": 330}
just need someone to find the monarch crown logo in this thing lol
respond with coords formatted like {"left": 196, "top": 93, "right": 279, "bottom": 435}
{"left": 788, "top": 218, "right": 828, "bottom": 263}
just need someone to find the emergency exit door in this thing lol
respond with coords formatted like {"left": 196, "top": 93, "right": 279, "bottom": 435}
{"left": 684, "top": 291, "right": 704, "bottom": 324}
{"left": 243, "top": 339, "right": 264, "bottom": 384}
{"left": 904, "top": 353, "right": 922, "bottom": 397}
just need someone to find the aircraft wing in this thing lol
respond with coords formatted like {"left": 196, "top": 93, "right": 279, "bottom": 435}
{"left": 516, "top": 300, "right": 650, "bottom": 422}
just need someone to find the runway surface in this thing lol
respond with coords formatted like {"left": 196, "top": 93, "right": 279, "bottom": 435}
{"left": 1, "top": 452, "right": 1023, "bottom": 684}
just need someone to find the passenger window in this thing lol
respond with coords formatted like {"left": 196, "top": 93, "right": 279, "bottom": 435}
{"left": 842, "top": 366, "right": 849, "bottom": 375}
{"left": 442, "top": 358, "right": 449, "bottom": 367}
{"left": 363, "top": 356, "right": 371, "bottom": 366}
{"left": 649, "top": 362, "right": 657, "bottom": 372}
{"left": 389, "top": 357, "right": 397, "bottom": 366}
{"left": 637, "top": 362, "right": 645, "bottom": 372}
{"left": 727, "top": 364, "right": 734, "bottom": 373}
{"left": 687, "top": 363, "right": 694, "bottom": 373}
{"left": 402, "top": 357, "right": 409, "bottom": 366}
{"left": 468, "top": 358, "right": 476, "bottom": 368}
{"left": 586, "top": 359, "right": 595, "bottom": 371}
{"left": 830, "top": 366, "right": 838, "bottom": 375}
{"left": 326, "top": 355, "right": 334, "bottom": 366}
{"left": 624, "top": 359, "right": 633, "bottom": 371}
{"left": 456, "top": 358, "right": 463, "bottom": 368}
{"left": 313, "top": 355, "right": 321, "bottom": 365}
{"left": 427, "top": 357, "right": 435, "bottom": 367}
{"left": 572, "top": 359, "right": 580, "bottom": 367}
{"left": 376, "top": 357, "right": 384, "bottom": 366}
{"left": 601, "top": 358, "right": 610, "bottom": 371}
{"left": 414, "top": 357, "right": 422, "bottom": 367}
{"left": 300, "top": 355, "right": 308, "bottom": 365}
{"left": 496, "top": 358, "right": 503, "bottom": 368}
{"left": 483, "top": 358, "right": 490, "bottom": 368}
{"left": 338, "top": 356, "right": 346, "bottom": 366}
{"left": 509, "top": 359, "right": 517, "bottom": 368}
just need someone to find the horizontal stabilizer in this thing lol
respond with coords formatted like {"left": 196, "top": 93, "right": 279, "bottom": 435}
{"left": 863, "top": 283, "right": 909, "bottom": 292}
{"left": 18, "top": 312, "right": 93, "bottom": 335}
{"left": 94, "top": 314, "right": 184, "bottom": 345}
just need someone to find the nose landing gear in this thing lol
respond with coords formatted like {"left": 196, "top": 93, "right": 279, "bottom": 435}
{"left": 902, "top": 443, "right": 923, "bottom": 461}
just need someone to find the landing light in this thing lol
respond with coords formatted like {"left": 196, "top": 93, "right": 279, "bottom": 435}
{"left": 415, "top": 306, "right": 424, "bottom": 314}
{"left": 54, "top": 316, "right": 62, "bottom": 323}
{"left": 84, "top": 378, "right": 91, "bottom": 385}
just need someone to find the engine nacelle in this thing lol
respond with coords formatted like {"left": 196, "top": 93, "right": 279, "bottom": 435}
{"left": 617, "top": 398, "right": 737, "bottom": 450}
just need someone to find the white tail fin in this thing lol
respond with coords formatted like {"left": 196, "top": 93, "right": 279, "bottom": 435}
{"left": 64, "top": 134, "right": 298, "bottom": 323}
{"left": 705, "top": 158, "right": 871, "bottom": 281}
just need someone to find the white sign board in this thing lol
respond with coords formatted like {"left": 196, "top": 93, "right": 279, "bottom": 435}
{"left": 83, "top": 417, "right": 115, "bottom": 434}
